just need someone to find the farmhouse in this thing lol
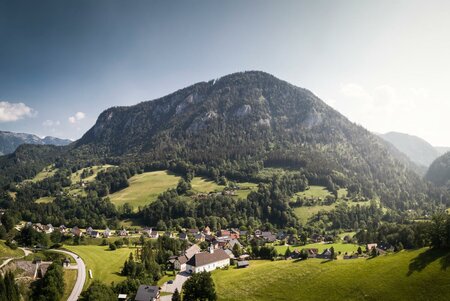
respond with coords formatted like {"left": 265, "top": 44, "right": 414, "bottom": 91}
{"left": 366, "top": 243, "right": 378, "bottom": 252}
{"left": 173, "top": 244, "right": 200, "bottom": 272}
{"left": 186, "top": 247, "right": 230, "bottom": 273}
{"left": 90, "top": 231, "right": 100, "bottom": 238}
{"left": 72, "top": 226, "right": 82, "bottom": 237}
{"left": 103, "top": 227, "right": 111, "bottom": 238}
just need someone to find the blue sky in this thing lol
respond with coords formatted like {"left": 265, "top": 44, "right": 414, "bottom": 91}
{"left": 1, "top": 0, "right": 450, "bottom": 145}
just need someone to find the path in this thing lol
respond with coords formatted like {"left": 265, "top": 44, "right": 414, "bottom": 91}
{"left": 0, "top": 247, "right": 32, "bottom": 270}
{"left": 53, "top": 249, "right": 86, "bottom": 301}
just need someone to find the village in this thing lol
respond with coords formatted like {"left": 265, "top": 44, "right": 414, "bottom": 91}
{"left": 0, "top": 220, "right": 393, "bottom": 301}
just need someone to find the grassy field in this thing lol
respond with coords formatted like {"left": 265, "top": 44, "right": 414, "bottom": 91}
{"left": 191, "top": 177, "right": 225, "bottom": 193}
{"left": 273, "top": 242, "right": 361, "bottom": 255}
{"left": 0, "top": 240, "right": 24, "bottom": 263}
{"left": 62, "top": 269, "right": 77, "bottom": 300}
{"left": 234, "top": 182, "right": 258, "bottom": 199}
{"left": 70, "top": 165, "right": 115, "bottom": 184}
{"left": 293, "top": 185, "right": 334, "bottom": 199}
{"left": 212, "top": 248, "right": 450, "bottom": 301}
{"left": 35, "top": 196, "right": 55, "bottom": 204}
{"left": 293, "top": 204, "right": 337, "bottom": 224}
{"left": 109, "top": 170, "right": 181, "bottom": 209}
{"left": 64, "top": 245, "right": 134, "bottom": 287}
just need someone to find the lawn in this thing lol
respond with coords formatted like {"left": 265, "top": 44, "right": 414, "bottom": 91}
{"left": 109, "top": 170, "right": 181, "bottom": 209}
{"left": 62, "top": 269, "right": 77, "bottom": 300}
{"left": 234, "top": 182, "right": 258, "bottom": 199}
{"left": 64, "top": 245, "right": 135, "bottom": 288}
{"left": 273, "top": 242, "right": 361, "bottom": 255}
{"left": 212, "top": 248, "right": 450, "bottom": 301}
{"left": 294, "top": 204, "right": 337, "bottom": 224}
{"left": 292, "top": 185, "right": 333, "bottom": 200}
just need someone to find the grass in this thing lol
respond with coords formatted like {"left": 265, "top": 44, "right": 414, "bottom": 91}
{"left": 62, "top": 269, "right": 77, "bottom": 300}
{"left": 190, "top": 177, "right": 225, "bottom": 193}
{"left": 30, "top": 165, "right": 58, "bottom": 182}
{"left": 273, "top": 242, "right": 361, "bottom": 255}
{"left": 293, "top": 185, "right": 333, "bottom": 200}
{"left": 109, "top": 170, "right": 181, "bottom": 209}
{"left": 234, "top": 182, "right": 258, "bottom": 199}
{"left": 64, "top": 245, "right": 135, "bottom": 288}
{"left": 212, "top": 248, "right": 450, "bottom": 301}
{"left": 0, "top": 240, "right": 24, "bottom": 260}
{"left": 70, "top": 165, "right": 115, "bottom": 184}
{"left": 294, "top": 204, "right": 337, "bottom": 224}
{"left": 35, "top": 196, "right": 55, "bottom": 204}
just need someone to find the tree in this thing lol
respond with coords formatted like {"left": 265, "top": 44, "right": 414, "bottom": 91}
{"left": 32, "top": 263, "right": 64, "bottom": 301}
{"left": 172, "top": 288, "right": 181, "bottom": 301}
{"left": 0, "top": 271, "right": 20, "bottom": 301}
{"left": 81, "top": 281, "right": 116, "bottom": 301}
{"left": 357, "top": 246, "right": 362, "bottom": 255}
{"left": 284, "top": 247, "right": 292, "bottom": 258}
{"left": 183, "top": 272, "right": 217, "bottom": 301}
{"left": 329, "top": 247, "right": 335, "bottom": 260}
{"left": 109, "top": 243, "right": 117, "bottom": 250}
{"left": 176, "top": 179, "right": 191, "bottom": 195}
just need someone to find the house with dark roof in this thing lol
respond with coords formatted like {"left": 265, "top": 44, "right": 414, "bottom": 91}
{"left": 186, "top": 247, "right": 230, "bottom": 273}
{"left": 135, "top": 285, "right": 160, "bottom": 301}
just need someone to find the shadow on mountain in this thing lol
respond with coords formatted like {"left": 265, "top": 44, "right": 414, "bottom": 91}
{"left": 407, "top": 248, "right": 450, "bottom": 276}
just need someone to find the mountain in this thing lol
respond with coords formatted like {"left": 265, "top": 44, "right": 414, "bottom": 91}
{"left": 435, "top": 146, "right": 450, "bottom": 155}
{"left": 426, "top": 152, "right": 450, "bottom": 187}
{"left": 0, "top": 131, "right": 71, "bottom": 155}
{"left": 378, "top": 132, "right": 440, "bottom": 167}
{"left": 70, "top": 71, "right": 429, "bottom": 209}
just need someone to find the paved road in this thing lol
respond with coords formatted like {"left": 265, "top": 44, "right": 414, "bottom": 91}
{"left": 53, "top": 249, "right": 86, "bottom": 301}
{"left": 160, "top": 271, "right": 190, "bottom": 300}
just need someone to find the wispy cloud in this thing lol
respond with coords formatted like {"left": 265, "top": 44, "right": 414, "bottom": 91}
{"left": 42, "top": 119, "right": 60, "bottom": 127}
{"left": 68, "top": 111, "right": 86, "bottom": 124}
{"left": 0, "top": 101, "right": 35, "bottom": 122}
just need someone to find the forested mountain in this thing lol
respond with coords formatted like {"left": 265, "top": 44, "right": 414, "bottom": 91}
{"left": 378, "top": 132, "right": 440, "bottom": 167}
{"left": 0, "top": 71, "right": 445, "bottom": 211}
{"left": 0, "top": 130, "right": 71, "bottom": 155}
{"left": 426, "top": 152, "right": 450, "bottom": 187}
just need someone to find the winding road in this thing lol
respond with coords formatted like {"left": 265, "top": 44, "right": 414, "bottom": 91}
{"left": 53, "top": 249, "right": 86, "bottom": 301}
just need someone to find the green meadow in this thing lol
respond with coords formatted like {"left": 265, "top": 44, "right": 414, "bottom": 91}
{"left": 64, "top": 245, "right": 134, "bottom": 288}
{"left": 212, "top": 248, "right": 450, "bottom": 301}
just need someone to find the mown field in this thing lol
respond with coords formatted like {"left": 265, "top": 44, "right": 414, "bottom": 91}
{"left": 108, "top": 170, "right": 181, "bottom": 209}
{"left": 212, "top": 248, "right": 450, "bottom": 301}
{"left": 273, "top": 242, "right": 361, "bottom": 255}
{"left": 64, "top": 245, "right": 134, "bottom": 288}
{"left": 62, "top": 269, "right": 77, "bottom": 300}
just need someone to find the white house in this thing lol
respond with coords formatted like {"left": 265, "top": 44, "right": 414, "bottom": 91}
{"left": 173, "top": 244, "right": 200, "bottom": 272}
{"left": 185, "top": 247, "right": 230, "bottom": 273}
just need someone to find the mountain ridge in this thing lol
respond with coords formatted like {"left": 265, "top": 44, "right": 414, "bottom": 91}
{"left": 0, "top": 130, "right": 71, "bottom": 155}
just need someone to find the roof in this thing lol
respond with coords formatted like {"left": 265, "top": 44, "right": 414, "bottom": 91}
{"left": 185, "top": 244, "right": 201, "bottom": 259}
{"left": 135, "top": 285, "right": 159, "bottom": 301}
{"left": 237, "top": 260, "right": 249, "bottom": 267}
{"left": 176, "top": 255, "right": 188, "bottom": 264}
{"left": 186, "top": 249, "right": 229, "bottom": 267}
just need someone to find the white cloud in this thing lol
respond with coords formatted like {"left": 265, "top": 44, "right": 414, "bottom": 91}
{"left": 42, "top": 119, "right": 60, "bottom": 127}
{"left": 68, "top": 111, "right": 86, "bottom": 124}
{"left": 0, "top": 101, "right": 35, "bottom": 122}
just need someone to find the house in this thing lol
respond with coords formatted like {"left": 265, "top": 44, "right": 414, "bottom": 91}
{"left": 304, "top": 248, "right": 319, "bottom": 258}
{"left": 316, "top": 248, "right": 332, "bottom": 259}
{"left": 227, "top": 239, "right": 242, "bottom": 250}
{"left": 119, "top": 229, "right": 128, "bottom": 237}
{"left": 311, "top": 233, "right": 323, "bottom": 243}
{"left": 103, "top": 227, "right": 111, "bottom": 238}
{"left": 194, "top": 233, "right": 205, "bottom": 242}
{"left": 287, "top": 234, "right": 298, "bottom": 245}
{"left": 179, "top": 233, "right": 188, "bottom": 240}
{"left": 224, "top": 249, "right": 235, "bottom": 259}
{"left": 164, "top": 231, "right": 173, "bottom": 238}
{"left": 217, "top": 229, "right": 230, "bottom": 237}
{"left": 366, "top": 243, "right": 378, "bottom": 252}
{"left": 261, "top": 232, "right": 276, "bottom": 243}
{"left": 72, "top": 226, "right": 82, "bottom": 237}
{"left": 237, "top": 260, "right": 249, "bottom": 268}
{"left": 118, "top": 294, "right": 128, "bottom": 300}
{"left": 202, "top": 226, "right": 211, "bottom": 235}
{"left": 378, "top": 242, "right": 393, "bottom": 251}
{"left": 45, "top": 224, "right": 54, "bottom": 234}
{"left": 59, "top": 225, "right": 67, "bottom": 233}
{"left": 188, "top": 228, "right": 199, "bottom": 235}
{"left": 186, "top": 247, "right": 230, "bottom": 273}
{"left": 86, "top": 227, "right": 94, "bottom": 235}
{"left": 149, "top": 230, "right": 159, "bottom": 239}
{"left": 254, "top": 229, "right": 262, "bottom": 237}
{"left": 173, "top": 244, "right": 201, "bottom": 271}
{"left": 135, "top": 285, "right": 160, "bottom": 301}
{"left": 90, "top": 231, "right": 100, "bottom": 238}
{"left": 239, "top": 230, "right": 248, "bottom": 237}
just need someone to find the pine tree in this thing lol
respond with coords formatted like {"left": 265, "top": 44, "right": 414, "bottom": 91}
{"left": 172, "top": 288, "right": 181, "bottom": 301}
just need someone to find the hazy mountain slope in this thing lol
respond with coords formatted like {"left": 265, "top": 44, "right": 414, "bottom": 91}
{"left": 74, "top": 71, "right": 428, "bottom": 209}
{"left": 435, "top": 147, "right": 450, "bottom": 155}
{"left": 426, "top": 152, "right": 450, "bottom": 187}
{"left": 0, "top": 131, "right": 71, "bottom": 155}
{"left": 378, "top": 132, "right": 440, "bottom": 167}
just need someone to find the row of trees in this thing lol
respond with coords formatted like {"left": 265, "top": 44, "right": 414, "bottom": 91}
{"left": 0, "top": 271, "right": 20, "bottom": 301}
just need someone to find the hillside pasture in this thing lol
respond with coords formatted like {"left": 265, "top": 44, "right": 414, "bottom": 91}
{"left": 108, "top": 170, "right": 181, "bottom": 209}
{"left": 212, "top": 248, "right": 450, "bottom": 301}
{"left": 190, "top": 177, "right": 225, "bottom": 193}
{"left": 273, "top": 242, "right": 360, "bottom": 255}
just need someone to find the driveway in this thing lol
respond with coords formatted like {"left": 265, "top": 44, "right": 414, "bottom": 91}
{"left": 160, "top": 271, "right": 190, "bottom": 300}
{"left": 53, "top": 249, "right": 86, "bottom": 301}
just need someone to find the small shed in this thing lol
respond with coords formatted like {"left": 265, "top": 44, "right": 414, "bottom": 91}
{"left": 237, "top": 261, "right": 249, "bottom": 269}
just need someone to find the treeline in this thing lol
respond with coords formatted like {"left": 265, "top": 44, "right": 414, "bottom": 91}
{"left": 0, "top": 271, "right": 20, "bottom": 301}
{"left": 31, "top": 262, "right": 65, "bottom": 301}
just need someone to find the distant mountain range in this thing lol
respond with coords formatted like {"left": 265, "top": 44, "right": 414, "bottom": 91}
{"left": 0, "top": 131, "right": 71, "bottom": 155}
{"left": 378, "top": 132, "right": 450, "bottom": 168}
